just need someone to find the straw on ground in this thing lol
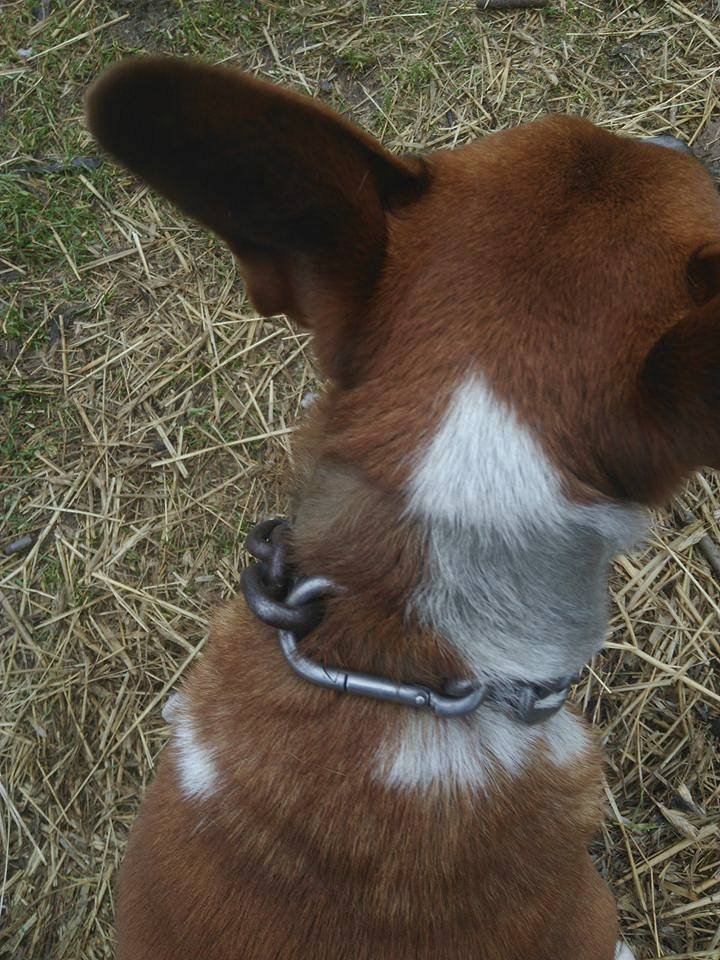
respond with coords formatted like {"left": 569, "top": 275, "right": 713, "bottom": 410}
{"left": 1, "top": 2, "right": 719, "bottom": 958}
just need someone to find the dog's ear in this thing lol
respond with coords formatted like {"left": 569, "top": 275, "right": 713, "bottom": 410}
{"left": 85, "top": 56, "right": 426, "bottom": 380}
{"left": 637, "top": 243, "right": 720, "bottom": 487}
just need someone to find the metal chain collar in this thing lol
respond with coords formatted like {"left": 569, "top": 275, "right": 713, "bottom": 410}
{"left": 240, "top": 517, "right": 576, "bottom": 723}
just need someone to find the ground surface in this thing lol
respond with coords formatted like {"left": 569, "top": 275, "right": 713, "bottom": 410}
{"left": 1, "top": 1, "right": 719, "bottom": 958}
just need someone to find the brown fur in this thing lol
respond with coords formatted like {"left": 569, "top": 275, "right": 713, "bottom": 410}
{"left": 85, "top": 56, "right": 720, "bottom": 960}
{"left": 118, "top": 603, "right": 613, "bottom": 960}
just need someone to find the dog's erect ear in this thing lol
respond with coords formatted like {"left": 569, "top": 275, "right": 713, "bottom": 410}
{"left": 638, "top": 244, "right": 720, "bottom": 486}
{"left": 85, "top": 56, "right": 426, "bottom": 379}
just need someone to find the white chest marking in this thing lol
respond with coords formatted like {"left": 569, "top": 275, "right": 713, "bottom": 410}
{"left": 170, "top": 695, "right": 219, "bottom": 800}
{"left": 375, "top": 706, "right": 589, "bottom": 793}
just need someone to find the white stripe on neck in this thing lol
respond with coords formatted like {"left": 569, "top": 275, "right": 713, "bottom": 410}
{"left": 408, "top": 373, "right": 567, "bottom": 538}
{"left": 406, "top": 373, "right": 646, "bottom": 684}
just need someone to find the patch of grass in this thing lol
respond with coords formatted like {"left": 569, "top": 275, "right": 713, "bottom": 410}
{"left": 338, "top": 44, "right": 379, "bottom": 75}
{"left": 447, "top": 28, "right": 484, "bottom": 69}
{"left": 0, "top": 433, "right": 43, "bottom": 474}
{"left": 0, "top": 172, "right": 110, "bottom": 272}
{"left": 162, "top": 2, "right": 265, "bottom": 59}
{"left": 403, "top": 58, "right": 434, "bottom": 88}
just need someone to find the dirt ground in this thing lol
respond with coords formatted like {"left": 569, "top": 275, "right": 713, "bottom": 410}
{"left": 1, "top": 2, "right": 719, "bottom": 957}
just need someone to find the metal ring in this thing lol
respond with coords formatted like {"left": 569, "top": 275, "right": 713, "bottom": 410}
{"left": 245, "top": 517, "right": 289, "bottom": 563}
{"left": 266, "top": 522, "right": 289, "bottom": 591}
{"left": 241, "top": 565, "right": 324, "bottom": 634}
{"left": 285, "top": 575, "right": 345, "bottom": 607}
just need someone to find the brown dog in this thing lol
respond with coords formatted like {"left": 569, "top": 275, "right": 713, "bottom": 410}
{"left": 86, "top": 57, "right": 720, "bottom": 960}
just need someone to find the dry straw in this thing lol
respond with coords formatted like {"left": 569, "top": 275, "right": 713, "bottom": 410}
{"left": 1, "top": 1, "right": 719, "bottom": 957}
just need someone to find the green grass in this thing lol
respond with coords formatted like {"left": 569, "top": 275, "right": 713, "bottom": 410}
{"left": 1, "top": 173, "right": 107, "bottom": 261}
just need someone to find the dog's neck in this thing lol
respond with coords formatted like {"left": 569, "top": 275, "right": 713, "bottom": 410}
{"left": 293, "top": 374, "right": 647, "bottom": 690}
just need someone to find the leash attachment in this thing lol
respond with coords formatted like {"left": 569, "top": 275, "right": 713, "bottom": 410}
{"left": 279, "top": 577, "right": 488, "bottom": 717}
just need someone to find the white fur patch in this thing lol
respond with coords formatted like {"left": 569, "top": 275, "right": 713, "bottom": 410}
{"left": 170, "top": 696, "right": 219, "bottom": 800}
{"left": 162, "top": 691, "right": 182, "bottom": 724}
{"left": 408, "top": 374, "right": 565, "bottom": 538}
{"left": 376, "top": 706, "right": 589, "bottom": 793}
{"left": 615, "top": 942, "right": 635, "bottom": 960}
{"left": 406, "top": 373, "right": 647, "bottom": 684}
{"left": 393, "top": 373, "right": 639, "bottom": 792}
{"left": 544, "top": 707, "right": 590, "bottom": 767}
{"left": 408, "top": 372, "right": 644, "bottom": 548}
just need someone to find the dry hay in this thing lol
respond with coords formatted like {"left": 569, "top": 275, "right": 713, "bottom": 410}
{"left": 1, "top": 2, "right": 719, "bottom": 958}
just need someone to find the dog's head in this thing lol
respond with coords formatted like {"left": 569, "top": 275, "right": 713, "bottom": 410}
{"left": 87, "top": 57, "right": 720, "bottom": 507}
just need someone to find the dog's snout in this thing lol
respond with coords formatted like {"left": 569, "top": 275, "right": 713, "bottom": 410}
{"left": 642, "top": 134, "right": 694, "bottom": 157}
